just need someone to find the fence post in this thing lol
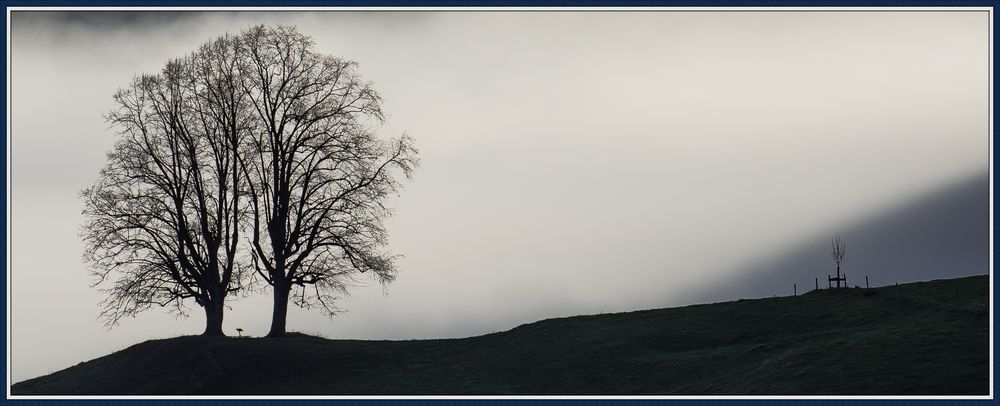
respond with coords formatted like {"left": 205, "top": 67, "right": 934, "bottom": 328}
{"left": 794, "top": 284, "right": 797, "bottom": 296}
{"left": 815, "top": 278, "right": 819, "bottom": 291}
{"left": 828, "top": 275, "right": 831, "bottom": 289}
{"left": 866, "top": 275, "right": 869, "bottom": 288}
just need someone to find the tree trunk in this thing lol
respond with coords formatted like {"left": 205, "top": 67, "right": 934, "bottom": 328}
{"left": 203, "top": 298, "right": 225, "bottom": 336}
{"left": 836, "top": 264, "right": 841, "bottom": 288}
{"left": 267, "top": 282, "right": 291, "bottom": 337}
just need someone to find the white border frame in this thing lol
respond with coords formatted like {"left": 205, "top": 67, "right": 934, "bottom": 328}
{"left": 4, "top": 6, "right": 994, "bottom": 401}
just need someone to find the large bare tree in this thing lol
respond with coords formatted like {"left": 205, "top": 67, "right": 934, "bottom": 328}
{"left": 237, "top": 25, "right": 418, "bottom": 337}
{"left": 81, "top": 34, "right": 251, "bottom": 335}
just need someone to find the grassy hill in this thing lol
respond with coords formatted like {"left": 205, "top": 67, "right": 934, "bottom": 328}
{"left": 12, "top": 275, "right": 989, "bottom": 395}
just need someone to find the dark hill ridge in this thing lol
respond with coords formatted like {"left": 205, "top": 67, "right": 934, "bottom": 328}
{"left": 695, "top": 172, "right": 989, "bottom": 305}
{"left": 12, "top": 275, "right": 989, "bottom": 395}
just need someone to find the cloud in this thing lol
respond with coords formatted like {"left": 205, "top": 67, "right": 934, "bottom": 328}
{"left": 8, "top": 10, "right": 990, "bottom": 382}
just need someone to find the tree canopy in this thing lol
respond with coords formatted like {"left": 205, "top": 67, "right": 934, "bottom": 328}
{"left": 82, "top": 25, "right": 417, "bottom": 336}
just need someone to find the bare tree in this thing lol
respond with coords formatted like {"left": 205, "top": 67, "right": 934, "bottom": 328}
{"left": 81, "top": 34, "right": 250, "bottom": 335}
{"left": 236, "top": 25, "right": 418, "bottom": 337}
{"left": 82, "top": 25, "right": 415, "bottom": 337}
{"left": 831, "top": 233, "right": 847, "bottom": 288}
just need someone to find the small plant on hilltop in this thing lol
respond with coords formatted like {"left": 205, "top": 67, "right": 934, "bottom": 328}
{"left": 831, "top": 234, "right": 848, "bottom": 288}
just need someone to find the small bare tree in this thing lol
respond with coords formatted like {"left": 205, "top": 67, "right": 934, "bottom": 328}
{"left": 831, "top": 233, "right": 847, "bottom": 288}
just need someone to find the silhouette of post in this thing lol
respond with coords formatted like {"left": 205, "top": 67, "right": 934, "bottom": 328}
{"left": 815, "top": 277, "right": 819, "bottom": 291}
{"left": 794, "top": 284, "right": 797, "bottom": 296}
{"left": 828, "top": 273, "right": 846, "bottom": 289}
{"left": 866, "top": 275, "right": 869, "bottom": 288}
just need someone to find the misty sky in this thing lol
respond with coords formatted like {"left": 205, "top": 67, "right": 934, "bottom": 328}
{"left": 8, "top": 10, "right": 990, "bottom": 383}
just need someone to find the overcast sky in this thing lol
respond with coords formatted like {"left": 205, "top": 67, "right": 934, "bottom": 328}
{"left": 9, "top": 10, "right": 990, "bottom": 383}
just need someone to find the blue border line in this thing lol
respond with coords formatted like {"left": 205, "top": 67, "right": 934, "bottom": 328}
{"left": 2, "top": 1, "right": 9, "bottom": 403}
{"left": 0, "top": 3, "right": 995, "bottom": 405}
{"left": 0, "top": 1, "right": 995, "bottom": 7}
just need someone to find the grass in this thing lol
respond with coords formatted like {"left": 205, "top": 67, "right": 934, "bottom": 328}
{"left": 11, "top": 275, "right": 989, "bottom": 395}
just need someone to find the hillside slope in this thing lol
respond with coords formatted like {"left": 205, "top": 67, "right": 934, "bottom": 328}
{"left": 12, "top": 275, "right": 989, "bottom": 395}
{"left": 698, "top": 173, "right": 988, "bottom": 305}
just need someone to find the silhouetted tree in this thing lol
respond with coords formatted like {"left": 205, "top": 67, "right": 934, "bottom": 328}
{"left": 81, "top": 34, "right": 251, "bottom": 335}
{"left": 831, "top": 234, "right": 847, "bottom": 288}
{"left": 236, "top": 25, "right": 418, "bottom": 337}
{"left": 82, "top": 25, "right": 415, "bottom": 337}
